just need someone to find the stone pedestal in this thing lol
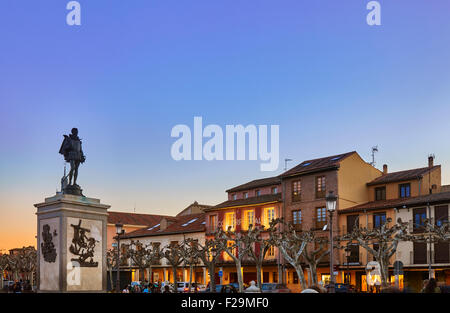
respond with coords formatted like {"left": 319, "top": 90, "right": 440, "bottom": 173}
{"left": 35, "top": 193, "right": 110, "bottom": 292}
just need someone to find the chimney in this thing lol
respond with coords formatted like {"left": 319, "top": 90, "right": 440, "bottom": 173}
{"left": 428, "top": 155, "right": 435, "bottom": 168}
{"left": 383, "top": 164, "right": 388, "bottom": 175}
{"left": 160, "top": 218, "right": 175, "bottom": 231}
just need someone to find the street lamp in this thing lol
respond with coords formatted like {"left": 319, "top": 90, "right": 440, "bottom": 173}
{"left": 115, "top": 222, "right": 125, "bottom": 293}
{"left": 326, "top": 191, "right": 337, "bottom": 293}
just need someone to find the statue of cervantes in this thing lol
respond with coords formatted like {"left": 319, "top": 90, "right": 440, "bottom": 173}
{"left": 59, "top": 128, "right": 86, "bottom": 194}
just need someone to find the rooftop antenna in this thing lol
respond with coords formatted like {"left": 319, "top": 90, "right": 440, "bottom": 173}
{"left": 284, "top": 158, "right": 293, "bottom": 171}
{"left": 134, "top": 202, "right": 136, "bottom": 213}
{"left": 370, "top": 146, "right": 378, "bottom": 167}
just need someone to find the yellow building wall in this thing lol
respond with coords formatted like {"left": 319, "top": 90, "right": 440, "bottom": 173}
{"left": 367, "top": 167, "right": 441, "bottom": 201}
{"left": 338, "top": 209, "right": 397, "bottom": 267}
{"left": 337, "top": 153, "right": 382, "bottom": 210}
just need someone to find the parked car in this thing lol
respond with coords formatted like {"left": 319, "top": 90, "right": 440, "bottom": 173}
{"left": 261, "top": 283, "right": 291, "bottom": 293}
{"left": 176, "top": 282, "right": 202, "bottom": 293}
{"left": 197, "top": 284, "right": 207, "bottom": 292}
{"left": 325, "top": 283, "right": 356, "bottom": 293}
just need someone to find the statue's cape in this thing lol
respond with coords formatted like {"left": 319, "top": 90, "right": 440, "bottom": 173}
{"left": 59, "top": 135, "right": 70, "bottom": 155}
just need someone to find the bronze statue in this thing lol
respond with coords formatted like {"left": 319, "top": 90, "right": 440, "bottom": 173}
{"left": 59, "top": 128, "right": 86, "bottom": 195}
{"left": 69, "top": 220, "right": 98, "bottom": 267}
{"left": 41, "top": 224, "right": 57, "bottom": 263}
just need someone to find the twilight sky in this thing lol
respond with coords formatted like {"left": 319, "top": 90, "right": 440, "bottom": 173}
{"left": 1, "top": 0, "right": 450, "bottom": 251}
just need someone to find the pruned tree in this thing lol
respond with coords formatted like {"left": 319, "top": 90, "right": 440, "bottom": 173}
{"left": 163, "top": 242, "right": 184, "bottom": 292}
{"left": 128, "top": 240, "right": 150, "bottom": 282}
{"left": 242, "top": 224, "right": 275, "bottom": 291}
{"left": 0, "top": 254, "right": 10, "bottom": 289}
{"left": 215, "top": 227, "right": 249, "bottom": 292}
{"left": 106, "top": 248, "right": 116, "bottom": 291}
{"left": 302, "top": 233, "right": 330, "bottom": 286}
{"left": 143, "top": 242, "right": 162, "bottom": 285}
{"left": 269, "top": 218, "right": 309, "bottom": 290}
{"left": 188, "top": 237, "right": 223, "bottom": 293}
{"left": 180, "top": 239, "right": 200, "bottom": 292}
{"left": 340, "top": 217, "right": 409, "bottom": 287}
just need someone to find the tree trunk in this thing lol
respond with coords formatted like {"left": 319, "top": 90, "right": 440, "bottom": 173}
{"left": 294, "top": 265, "right": 307, "bottom": 290}
{"left": 172, "top": 266, "right": 178, "bottom": 293}
{"left": 379, "top": 258, "right": 389, "bottom": 287}
{"left": 255, "top": 262, "right": 263, "bottom": 291}
{"left": 108, "top": 268, "right": 113, "bottom": 292}
{"left": 208, "top": 264, "right": 216, "bottom": 292}
{"left": 148, "top": 266, "right": 153, "bottom": 285}
{"left": 188, "top": 265, "right": 193, "bottom": 293}
{"left": 235, "top": 260, "right": 244, "bottom": 292}
{"left": 308, "top": 263, "right": 318, "bottom": 286}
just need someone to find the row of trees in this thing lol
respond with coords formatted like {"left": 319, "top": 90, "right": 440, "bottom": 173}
{"left": 112, "top": 217, "right": 450, "bottom": 292}
{"left": 0, "top": 246, "right": 37, "bottom": 288}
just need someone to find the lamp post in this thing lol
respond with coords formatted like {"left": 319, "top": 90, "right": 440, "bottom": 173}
{"left": 326, "top": 191, "right": 337, "bottom": 293}
{"left": 115, "top": 222, "right": 124, "bottom": 293}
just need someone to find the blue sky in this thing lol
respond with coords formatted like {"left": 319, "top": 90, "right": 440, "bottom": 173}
{"left": 1, "top": 0, "right": 450, "bottom": 249}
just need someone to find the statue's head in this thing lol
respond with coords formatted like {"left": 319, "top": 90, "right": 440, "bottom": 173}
{"left": 71, "top": 128, "right": 78, "bottom": 136}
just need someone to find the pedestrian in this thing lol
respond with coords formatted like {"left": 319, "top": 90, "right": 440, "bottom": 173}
{"left": 163, "top": 285, "right": 172, "bottom": 293}
{"left": 423, "top": 278, "right": 441, "bottom": 293}
{"left": 420, "top": 279, "right": 429, "bottom": 293}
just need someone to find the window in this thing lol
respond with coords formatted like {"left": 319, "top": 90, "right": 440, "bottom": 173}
{"left": 316, "top": 176, "right": 326, "bottom": 198}
{"left": 224, "top": 212, "right": 236, "bottom": 231}
{"left": 399, "top": 183, "right": 411, "bottom": 198}
{"left": 266, "top": 245, "right": 275, "bottom": 259}
{"left": 346, "top": 244, "right": 360, "bottom": 264}
{"left": 272, "top": 187, "right": 278, "bottom": 194}
{"left": 435, "top": 205, "right": 449, "bottom": 226}
{"left": 346, "top": 215, "right": 359, "bottom": 233}
{"left": 242, "top": 210, "right": 255, "bottom": 230}
{"left": 292, "top": 180, "right": 301, "bottom": 202}
{"left": 224, "top": 241, "right": 236, "bottom": 261}
{"left": 413, "top": 242, "right": 427, "bottom": 264}
{"left": 292, "top": 210, "right": 302, "bottom": 225}
{"left": 170, "top": 240, "right": 178, "bottom": 247}
{"left": 375, "top": 187, "right": 386, "bottom": 201}
{"left": 316, "top": 207, "right": 327, "bottom": 228}
{"left": 243, "top": 192, "right": 249, "bottom": 199}
{"left": 413, "top": 208, "right": 426, "bottom": 232}
{"left": 263, "top": 207, "right": 276, "bottom": 228}
{"left": 232, "top": 194, "right": 237, "bottom": 200}
{"left": 373, "top": 212, "right": 386, "bottom": 228}
{"left": 255, "top": 190, "right": 261, "bottom": 196}
{"left": 209, "top": 215, "right": 217, "bottom": 232}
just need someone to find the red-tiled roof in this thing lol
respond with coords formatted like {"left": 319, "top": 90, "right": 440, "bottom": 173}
{"left": 108, "top": 211, "right": 175, "bottom": 226}
{"left": 366, "top": 166, "right": 440, "bottom": 186}
{"left": 339, "top": 191, "right": 450, "bottom": 214}
{"left": 121, "top": 213, "right": 205, "bottom": 238}
{"left": 280, "top": 151, "right": 356, "bottom": 178}
{"left": 208, "top": 193, "right": 282, "bottom": 211}
{"left": 226, "top": 176, "right": 281, "bottom": 193}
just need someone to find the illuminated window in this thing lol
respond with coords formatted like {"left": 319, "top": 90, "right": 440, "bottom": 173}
{"left": 224, "top": 212, "right": 236, "bottom": 231}
{"left": 224, "top": 240, "right": 236, "bottom": 261}
{"left": 272, "top": 187, "right": 278, "bottom": 194}
{"left": 243, "top": 210, "right": 255, "bottom": 230}
{"left": 316, "top": 176, "right": 326, "bottom": 198}
{"left": 232, "top": 194, "right": 237, "bottom": 200}
{"left": 263, "top": 207, "right": 276, "bottom": 228}
{"left": 292, "top": 180, "right": 301, "bottom": 202}
{"left": 243, "top": 192, "right": 249, "bottom": 199}
{"left": 266, "top": 245, "right": 275, "bottom": 259}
